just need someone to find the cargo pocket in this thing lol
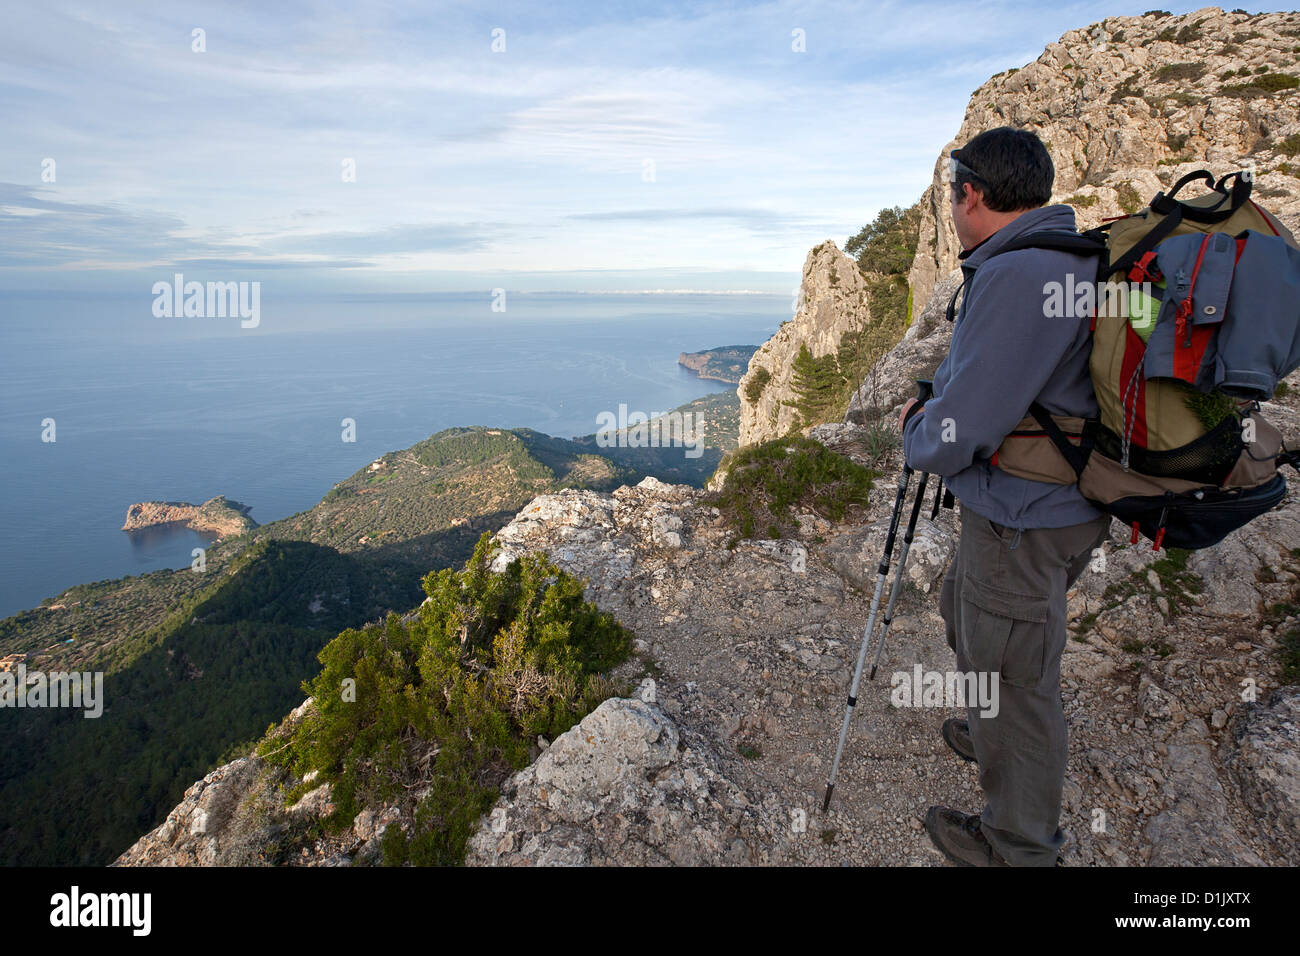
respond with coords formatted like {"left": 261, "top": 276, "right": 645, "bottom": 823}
{"left": 958, "top": 573, "right": 1051, "bottom": 689}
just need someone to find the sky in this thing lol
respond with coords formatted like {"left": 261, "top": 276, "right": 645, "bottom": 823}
{"left": 0, "top": 0, "right": 1226, "bottom": 294}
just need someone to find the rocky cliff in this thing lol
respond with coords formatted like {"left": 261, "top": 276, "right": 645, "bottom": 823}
{"left": 908, "top": 6, "right": 1300, "bottom": 314}
{"left": 746, "top": 6, "right": 1300, "bottom": 440}
{"left": 737, "top": 241, "right": 871, "bottom": 446}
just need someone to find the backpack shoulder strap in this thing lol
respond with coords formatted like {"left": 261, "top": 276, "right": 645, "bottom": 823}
{"left": 943, "top": 228, "right": 1109, "bottom": 323}
{"left": 985, "top": 229, "right": 1109, "bottom": 261}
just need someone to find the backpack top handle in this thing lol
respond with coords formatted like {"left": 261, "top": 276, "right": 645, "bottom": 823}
{"left": 1151, "top": 168, "right": 1252, "bottom": 224}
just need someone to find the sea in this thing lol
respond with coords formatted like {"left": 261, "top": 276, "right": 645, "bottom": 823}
{"left": 0, "top": 290, "right": 787, "bottom": 619}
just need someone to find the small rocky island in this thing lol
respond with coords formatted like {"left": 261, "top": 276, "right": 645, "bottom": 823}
{"left": 122, "top": 495, "right": 258, "bottom": 539}
{"left": 677, "top": 345, "right": 759, "bottom": 385}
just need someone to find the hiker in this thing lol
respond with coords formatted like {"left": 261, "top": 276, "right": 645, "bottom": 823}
{"left": 896, "top": 126, "right": 1112, "bottom": 866}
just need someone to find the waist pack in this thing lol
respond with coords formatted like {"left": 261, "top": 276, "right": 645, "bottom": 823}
{"left": 974, "top": 170, "right": 1300, "bottom": 550}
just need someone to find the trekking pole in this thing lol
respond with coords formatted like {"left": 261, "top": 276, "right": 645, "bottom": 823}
{"left": 868, "top": 461, "right": 950, "bottom": 682}
{"left": 867, "top": 469, "right": 930, "bottom": 680}
{"left": 822, "top": 380, "right": 933, "bottom": 813}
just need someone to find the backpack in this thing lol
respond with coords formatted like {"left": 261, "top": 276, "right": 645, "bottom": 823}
{"left": 955, "top": 169, "right": 1300, "bottom": 551}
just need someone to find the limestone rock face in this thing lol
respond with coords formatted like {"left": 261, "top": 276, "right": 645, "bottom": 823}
{"left": 1225, "top": 687, "right": 1300, "bottom": 864}
{"left": 908, "top": 8, "right": 1300, "bottom": 314}
{"left": 845, "top": 270, "right": 962, "bottom": 426}
{"left": 113, "top": 756, "right": 267, "bottom": 867}
{"left": 738, "top": 241, "right": 872, "bottom": 446}
{"left": 1144, "top": 718, "right": 1266, "bottom": 865}
{"left": 464, "top": 697, "right": 783, "bottom": 866}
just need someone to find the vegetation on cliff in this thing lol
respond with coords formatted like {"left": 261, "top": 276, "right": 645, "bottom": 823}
{"left": 259, "top": 532, "right": 632, "bottom": 865}
{"left": 707, "top": 435, "right": 877, "bottom": 542}
{"left": 0, "top": 426, "right": 669, "bottom": 865}
{"left": 782, "top": 203, "right": 921, "bottom": 431}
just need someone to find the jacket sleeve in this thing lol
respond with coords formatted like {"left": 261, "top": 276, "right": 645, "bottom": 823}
{"left": 902, "top": 252, "right": 1090, "bottom": 476}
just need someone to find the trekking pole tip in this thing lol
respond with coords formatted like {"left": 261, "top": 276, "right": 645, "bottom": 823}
{"left": 868, "top": 664, "right": 877, "bottom": 680}
{"left": 821, "top": 784, "right": 834, "bottom": 814}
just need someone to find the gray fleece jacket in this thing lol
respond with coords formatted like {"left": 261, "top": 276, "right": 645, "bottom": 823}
{"left": 902, "top": 203, "right": 1105, "bottom": 529}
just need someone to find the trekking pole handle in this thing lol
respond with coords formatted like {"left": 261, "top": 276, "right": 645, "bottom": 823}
{"left": 915, "top": 379, "right": 934, "bottom": 404}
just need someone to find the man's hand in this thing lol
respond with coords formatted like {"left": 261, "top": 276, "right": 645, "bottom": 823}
{"left": 898, "top": 398, "right": 923, "bottom": 433}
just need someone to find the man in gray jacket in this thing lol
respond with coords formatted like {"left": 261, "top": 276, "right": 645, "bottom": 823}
{"left": 897, "top": 126, "right": 1112, "bottom": 866}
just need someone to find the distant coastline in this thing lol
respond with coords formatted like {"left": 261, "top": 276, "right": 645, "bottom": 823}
{"left": 122, "top": 496, "right": 258, "bottom": 539}
{"left": 677, "top": 345, "right": 759, "bottom": 385}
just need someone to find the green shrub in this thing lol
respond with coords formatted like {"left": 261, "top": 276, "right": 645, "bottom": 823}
{"left": 745, "top": 366, "right": 772, "bottom": 403}
{"left": 862, "top": 420, "right": 900, "bottom": 462}
{"left": 258, "top": 532, "right": 633, "bottom": 865}
{"left": 1115, "top": 182, "right": 1145, "bottom": 214}
{"left": 707, "top": 435, "right": 876, "bottom": 541}
{"left": 1157, "top": 62, "right": 1206, "bottom": 82}
{"left": 1165, "top": 90, "right": 1201, "bottom": 108}
{"left": 1222, "top": 72, "right": 1300, "bottom": 97}
{"left": 1110, "top": 76, "right": 1145, "bottom": 103}
{"left": 1065, "top": 192, "right": 1099, "bottom": 208}
{"left": 1276, "top": 134, "right": 1300, "bottom": 157}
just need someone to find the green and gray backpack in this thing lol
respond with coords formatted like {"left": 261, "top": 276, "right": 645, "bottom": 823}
{"left": 969, "top": 170, "right": 1300, "bottom": 550}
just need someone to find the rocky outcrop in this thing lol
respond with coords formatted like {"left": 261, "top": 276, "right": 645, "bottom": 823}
{"left": 113, "top": 756, "right": 268, "bottom": 867}
{"left": 908, "top": 8, "right": 1300, "bottom": 313}
{"left": 118, "top": 412, "right": 1300, "bottom": 865}
{"left": 1224, "top": 687, "right": 1300, "bottom": 864}
{"left": 465, "top": 697, "right": 785, "bottom": 866}
{"left": 737, "top": 241, "right": 872, "bottom": 446}
{"left": 122, "top": 495, "right": 257, "bottom": 539}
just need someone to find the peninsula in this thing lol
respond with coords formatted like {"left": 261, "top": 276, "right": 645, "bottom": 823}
{"left": 122, "top": 496, "right": 258, "bottom": 539}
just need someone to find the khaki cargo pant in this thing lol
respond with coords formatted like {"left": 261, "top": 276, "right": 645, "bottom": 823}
{"left": 938, "top": 505, "right": 1112, "bottom": 866}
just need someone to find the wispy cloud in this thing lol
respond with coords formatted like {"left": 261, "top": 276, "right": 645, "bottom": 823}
{"left": 0, "top": 0, "right": 1197, "bottom": 290}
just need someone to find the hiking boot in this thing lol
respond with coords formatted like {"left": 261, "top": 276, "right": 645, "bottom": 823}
{"left": 941, "top": 717, "right": 976, "bottom": 762}
{"left": 924, "top": 806, "right": 1008, "bottom": 866}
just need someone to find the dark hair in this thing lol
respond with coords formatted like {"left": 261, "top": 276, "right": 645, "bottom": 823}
{"left": 952, "top": 126, "right": 1054, "bottom": 212}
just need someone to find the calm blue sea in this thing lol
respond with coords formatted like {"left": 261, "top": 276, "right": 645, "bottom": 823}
{"left": 0, "top": 291, "right": 785, "bottom": 618}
